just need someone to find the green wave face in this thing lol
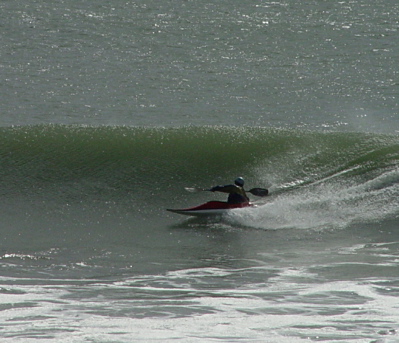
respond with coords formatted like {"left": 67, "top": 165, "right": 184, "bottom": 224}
{"left": 0, "top": 124, "right": 398, "bottom": 228}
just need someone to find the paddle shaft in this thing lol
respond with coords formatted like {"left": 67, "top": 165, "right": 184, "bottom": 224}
{"left": 185, "top": 187, "right": 268, "bottom": 197}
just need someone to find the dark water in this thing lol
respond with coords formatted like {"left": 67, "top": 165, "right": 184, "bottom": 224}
{"left": 1, "top": 0, "right": 399, "bottom": 341}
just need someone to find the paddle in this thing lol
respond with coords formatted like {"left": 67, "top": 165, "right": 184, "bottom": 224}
{"left": 185, "top": 187, "right": 269, "bottom": 197}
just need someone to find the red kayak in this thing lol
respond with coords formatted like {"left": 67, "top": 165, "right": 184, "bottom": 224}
{"left": 167, "top": 201, "right": 253, "bottom": 217}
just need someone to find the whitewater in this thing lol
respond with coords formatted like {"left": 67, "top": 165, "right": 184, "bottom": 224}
{"left": 1, "top": 0, "right": 399, "bottom": 342}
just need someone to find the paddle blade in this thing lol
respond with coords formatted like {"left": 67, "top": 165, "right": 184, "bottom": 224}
{"left": 184, "top": 187, "right": 201, "bottom": 193}
{"left": 249, "top": 188, "right": 269, "bottom": 197}
{"left": 184, "top": 187, "right": 210, "bottom": 193}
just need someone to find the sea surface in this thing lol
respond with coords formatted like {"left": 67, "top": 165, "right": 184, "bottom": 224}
{"left": 1, "top": 1, "right": 399, "bottom": 342}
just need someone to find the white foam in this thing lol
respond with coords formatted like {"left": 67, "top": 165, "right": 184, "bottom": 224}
{"left": 228, "top": 172, "right": 399, "bottom": 230}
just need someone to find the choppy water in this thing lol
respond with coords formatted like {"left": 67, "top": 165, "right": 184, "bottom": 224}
{"left": 1, "top": 1, "right": 399, "bottom": 342}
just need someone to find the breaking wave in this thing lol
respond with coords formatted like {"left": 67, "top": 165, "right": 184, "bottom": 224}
{"left": 0, "top": 124, "right": 398, "bottom": 229}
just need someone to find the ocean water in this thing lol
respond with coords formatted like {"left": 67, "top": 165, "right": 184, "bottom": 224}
{"left": 1, "top": 1, "right": 399, "bottom": 342}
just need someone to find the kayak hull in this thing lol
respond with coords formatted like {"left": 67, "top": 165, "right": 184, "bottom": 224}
{"left": 167, "top": 201, "right": 252, "bottom": 217}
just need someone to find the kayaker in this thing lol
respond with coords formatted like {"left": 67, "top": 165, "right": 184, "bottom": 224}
{"left": 210, "top": 177, "right": 250, "bottom": 204}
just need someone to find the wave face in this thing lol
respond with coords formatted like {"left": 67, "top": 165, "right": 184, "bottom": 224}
{"left": 1, "top": 125, "right": 398, "bottom": 229}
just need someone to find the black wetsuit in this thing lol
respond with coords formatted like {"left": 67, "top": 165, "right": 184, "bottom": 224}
{"left": 210, "top": 184, "right": 249, "bottom": 204}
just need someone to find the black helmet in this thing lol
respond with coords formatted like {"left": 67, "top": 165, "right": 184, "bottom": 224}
{"left": 234, "top": 177, "right": 244, "bottom": 187}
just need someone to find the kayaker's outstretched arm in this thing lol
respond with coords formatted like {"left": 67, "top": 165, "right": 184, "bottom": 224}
{"left": 210, "top": 185, "right": 237, "bottom": 194}
{"left": 210, "top": 178, "right": 250, "bottom": 204}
